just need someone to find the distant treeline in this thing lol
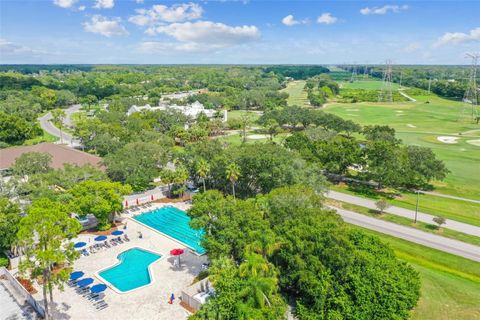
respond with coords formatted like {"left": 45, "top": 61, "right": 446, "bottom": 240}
{"left": 0, "top": 65, "right": 94, "bottom": 74}
{"left": 263, "top": 65, "right": 330, "bottom": 79}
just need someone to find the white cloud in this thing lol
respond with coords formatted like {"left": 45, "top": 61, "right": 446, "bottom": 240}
{"left": 138, "top": 41, "right": 210, "bottom": 53}
{"left": 282, "top": 15, "right": 300, "bottom": 26}
{"left": 152, "top": 21, "right": 259, "bottom": 45}
{"left": 141, "top": 21, "right": 260, "bottom": 53}
{"left": 434, "top": 27, "right": 480, "bottom": 47}
{"left": 129, "top": 2, "right": 203, "bottom": 26}
{"left": 53, "top": 0, "right": 78, "bottom": 9}
{"left": 94, "top": 0, "right": 114, "bottom": 9}
{"left": 83, "top": 15, "right": 129, "bottom": 37}
{"left": 135, "top": 0, "right": 144, "bottom": 3}
{"left": 78, "top": 5, "right": 86, "bottom": 11}
{"left": 404, "top": 42, "right": 421, "bottom": 53}
{"left": 317, "top": 13, "right": 338, "bottom": 25}
{"left": 360, "top": 5, "right": 408, "bottom": 15}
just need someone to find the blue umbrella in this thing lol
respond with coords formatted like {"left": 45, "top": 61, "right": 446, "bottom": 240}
{"left": 94, "top": 235, "right": 107, "bottom": 241}
{"left": 77, "top": 278, "right": 93, "bottom": 288}
{"left": 90, "top": 284, "right": 107, "bottom": 294}
{"left": 74, "top": 242, "right": 86, "bottom": 248}
{"left": 111, "top": 230, "right": 123, "bottom": 236}
{"left": 70, "top": 271, "right": 84, "bottom": 280}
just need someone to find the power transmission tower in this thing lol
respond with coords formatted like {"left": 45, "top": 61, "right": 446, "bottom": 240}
{"left": 459, "top": 53, "right": 479, "bottom": 123}
{"left": 378, "top": 60, "right": 393, "bottom": 103}
{"left": 364, "top": 63, "right": 369, "bottom": 79}
{"left": 350, "top": 63, "right": 357, "bottom": 82}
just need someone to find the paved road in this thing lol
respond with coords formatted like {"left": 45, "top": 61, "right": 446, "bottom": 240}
{"left": 422, "top": 191, "right": 480, "bottom": 205}
{"left": 327, "top": 190, "right": 480, "bottom": 237}
{"left": 329, "top": 205, "right": 480, "bottom": 262}
{"left": 38, "top": 104, "right": 82, "bottom": 147}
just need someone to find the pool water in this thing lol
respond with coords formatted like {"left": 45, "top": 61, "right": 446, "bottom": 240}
{"left": 98, "top": 248, "right": 161, "bottom": 292}
{"left": 134, "top": 206, "right": 206, "bottom": 255}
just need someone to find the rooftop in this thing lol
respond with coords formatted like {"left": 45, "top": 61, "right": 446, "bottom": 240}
{"left": 0, "top": 143, "right": 103, "bottom": 171}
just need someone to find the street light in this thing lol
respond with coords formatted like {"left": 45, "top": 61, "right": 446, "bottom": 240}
{"left": 414, "top": 190, "right": 420, "bottom": 223}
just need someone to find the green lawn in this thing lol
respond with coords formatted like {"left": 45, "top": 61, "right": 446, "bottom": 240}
{"left": 339, "top": 79, "right": 401, "bottom": 90}
{"left": 325, "top": 93, "right": 480, "bottom": 200}
{"left": 280, "top": 80, "right": 310, "bottom": 107}
{"left": 227, "top": 110, "right": 261, "bottom": 122}
{"left": 23, "top": 130, "right": 58, "bottom": 145}
{"left": 356, "top": 228, "right": 480, "bottom": 320}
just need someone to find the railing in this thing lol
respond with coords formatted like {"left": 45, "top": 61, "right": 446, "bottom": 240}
{"left": 0, "top": 267, "right": 45, "bottom": 318}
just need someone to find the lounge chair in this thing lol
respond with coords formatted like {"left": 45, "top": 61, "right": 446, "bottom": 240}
{"left": 109, "top": 239, "right": 118, "bottom": 246}
{"left": 116, "top": 236, "right": 124, "bottom": 244}
{"left": 103, "top": 240, "right": 111, "bottom": 248}
{"left": 123, "top": 234, "right": 130, "bottom": 242}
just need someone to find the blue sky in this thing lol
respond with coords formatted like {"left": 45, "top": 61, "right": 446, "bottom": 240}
{"left": 0, "top": 0, "right": 479, "bottom": 64}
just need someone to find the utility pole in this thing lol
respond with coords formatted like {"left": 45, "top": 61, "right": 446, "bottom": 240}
{"left": 459, "top": 53, "right": 479, "bottom": 123}
{"left": 350, "top": 63, "right": 357, "bottom": 83}
{"left": 414, "top": 190, "right": 419, "bottom": 224}
{"left": 378, "top": 60, "right": 393, "bottom": 103}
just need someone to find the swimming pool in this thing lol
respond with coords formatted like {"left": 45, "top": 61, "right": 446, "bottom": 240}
{"left": 134, "top": 206, "right": 206, "bottom": 255}
{"left": 98, "top": 248, "right": 161, "bottom": 293}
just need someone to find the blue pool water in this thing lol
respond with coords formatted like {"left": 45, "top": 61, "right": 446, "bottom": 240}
{"left": 134, "top": 206, "right": 206, "bottom": 255}
{"left": 98, "top": 248, "right": 161, "bottom": 292}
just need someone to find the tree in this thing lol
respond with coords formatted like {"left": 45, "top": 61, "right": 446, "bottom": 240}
{"left": 240, "top": 113, "right": 253, "bottom": 143}
{"left": 68, "top": 180, "right": 132, "bottom": 230}
{"left": 17, "top": 198, "right": 81, "bottom": 320}
{"left": 226, "top": 163, "right": 241, "bottom": 199}
{"left": 172, "top": 166, "right": 189, "bottom": 198}
{"left": 0, "top": 112, "right": 40, "bottom": 145}
{"left": 0, "top": 198, "right": 21, "bottom": 252}
{"left": 79, "top": 94, "right": 97, "bottom": 111}
{"left": 103, "top": 142, "right": 167, "bottom": 191}
{"left": 12, "top": 152, "right": 52, "bottom": 177}
{"left": 196, "top": 159, "right": 210, "bottom": 192}
{"left": 433, "top": 216, "right": 446, "bottom": 229}
{"left": 51, "top": 108, "right": 66, "bottom": 144}
{"left": 375, "top": 199, "right": 390, "bottom": 215}
{"left": 264, "top": 119, "right": 281, "bottom": 140}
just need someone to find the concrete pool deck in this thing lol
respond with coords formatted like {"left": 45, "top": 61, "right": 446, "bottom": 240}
{"left": 31, "top": 202, "right": 208, "bottom": 320}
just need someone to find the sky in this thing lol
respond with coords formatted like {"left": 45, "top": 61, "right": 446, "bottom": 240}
{"left": 0, "top": 0, "right": 479, "bottom": 64}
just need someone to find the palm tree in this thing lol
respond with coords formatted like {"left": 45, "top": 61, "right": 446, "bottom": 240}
{"left": 196, "top": 159, "right": 210, "bottom": 192}
{"left": 239, "top": 253, "right": 276, "bottom": 308}
{"left": 226, "top": 163, "right": 240, "bottom": 199}
{"left": 245, "top": 230, "right": 282, "bottom": 259}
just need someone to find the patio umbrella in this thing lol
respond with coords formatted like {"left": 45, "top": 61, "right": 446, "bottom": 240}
{"left": 70, "top": 271, "right": 84, "bottom": 280}
{"left": 170, "top": 248, "right": 185, "bottom": 256}
{"left": 170, "top": 248, "right": 185, "bottom": 268}
{"left": 111, "top": 230, "right": 123, "bottom": 236}
{"left": 125, "top": 200, "right": 129, "bottom": 208}
{"left": 74, "top": 242, "right": 86, "bottom": 249}
{"left": 77, "top": 278, "right": 94, "bottom": 288}
{"left": 94, "top": 235, "right": 107, "bottom": 242}
{"left": 90, "top": 284, "right": 107, "bottom": 294}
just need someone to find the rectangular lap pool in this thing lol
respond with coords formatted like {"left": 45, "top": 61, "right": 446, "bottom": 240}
{"left": 134, "top": 206, "right": 206, "bottom": 255}
{"left": 98, "top": 248, "right": 161, "bottom": 293}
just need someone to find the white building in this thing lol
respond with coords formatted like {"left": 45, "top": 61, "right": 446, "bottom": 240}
{"left": 127, "top": 101, "right": 226, "bottom": 121}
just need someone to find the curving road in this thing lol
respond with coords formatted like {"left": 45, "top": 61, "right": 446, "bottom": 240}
{"left": 329, "top": 205, "right": 480, "bottom": 262}
{"left": 327, "top": 190, "right": 480, "bottom": 237}
{"left": 38, "top": 104, "right": 82, "bottom": 148}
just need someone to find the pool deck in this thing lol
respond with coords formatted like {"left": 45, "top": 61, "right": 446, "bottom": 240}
{"left": 31, "top": 202, "right": 208, "bottom": 320}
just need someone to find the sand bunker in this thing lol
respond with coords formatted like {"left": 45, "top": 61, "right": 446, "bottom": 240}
{"left": 437, "top": 136, "right": 459, "bottom": 144}
{"left": 406, "top": 124, "right": 416, "bottom": 128}
{"left": 466, "top": 139, "right": 480, "bottom": 147}
{"left": 247, "top": 134, "right": 269, "bottom": 140}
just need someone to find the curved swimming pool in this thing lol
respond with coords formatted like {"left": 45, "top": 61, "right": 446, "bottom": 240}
{"left": 98, "top": 248, "right": 161, "bottom": 293}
